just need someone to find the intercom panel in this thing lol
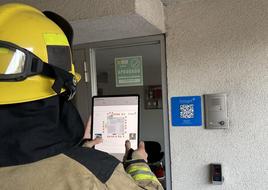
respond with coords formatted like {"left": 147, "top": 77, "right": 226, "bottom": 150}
{"left": 204, "top": 93, "right": 229, "bottom": 129}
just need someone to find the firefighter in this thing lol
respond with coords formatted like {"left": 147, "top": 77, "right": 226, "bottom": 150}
{"left": 0, "top": 3, "right": 163, "bottom": 190}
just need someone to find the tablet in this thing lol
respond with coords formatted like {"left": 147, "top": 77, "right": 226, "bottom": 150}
{"left": 91, "top": 95, "right": 139, "bottom": 157}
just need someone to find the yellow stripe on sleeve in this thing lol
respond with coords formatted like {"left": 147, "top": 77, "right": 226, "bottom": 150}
{"left": 132, "top": 173, "right": 159, "bottom": 182}
{"left": 126, "top": 166, "right": 151, "bottom": 174}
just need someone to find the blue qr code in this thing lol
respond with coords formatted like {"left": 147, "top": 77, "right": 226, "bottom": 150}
{"left": 180, "top": 104, "right": 194, "bottom": 118}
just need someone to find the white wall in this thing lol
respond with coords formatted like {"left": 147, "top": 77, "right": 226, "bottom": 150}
{"left": 135, "top": 0, "right": 165, "bottom": 32}
{"left": 166, "top": 0, "right": 268, "bottom": 189}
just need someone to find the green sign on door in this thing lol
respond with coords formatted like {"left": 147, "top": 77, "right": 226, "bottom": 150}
{"left": 115, "top": 56, "right": 143, "bottom": 87}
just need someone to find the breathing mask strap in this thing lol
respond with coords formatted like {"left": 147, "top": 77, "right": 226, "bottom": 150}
{"left": 41, "top": 63, "right": 77, "bottom": 100}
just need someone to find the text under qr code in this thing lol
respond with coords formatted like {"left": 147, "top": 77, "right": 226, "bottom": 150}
{"left": 180, "top": 104, "right": 194, "bottom": 118}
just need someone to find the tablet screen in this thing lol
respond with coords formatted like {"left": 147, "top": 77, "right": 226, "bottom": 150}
{"left": 92, "top": 95, "right": 139, "bottom": 155}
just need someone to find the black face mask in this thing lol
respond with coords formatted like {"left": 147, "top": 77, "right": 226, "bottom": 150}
{"left": 0, "top": 96, "right": 84, "bottom": 167}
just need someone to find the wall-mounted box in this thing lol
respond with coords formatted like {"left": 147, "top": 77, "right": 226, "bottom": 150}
{"left": 204, "top": 93, "right": 229, "bottom": 129}
{"left": 210, "top": 163, "right": 224, "bottom": 185}
{"left": 144, "top": 85, "right": 162, "bottom": 109}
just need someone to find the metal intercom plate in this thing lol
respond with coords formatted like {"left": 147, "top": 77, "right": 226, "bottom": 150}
{"left": 204, "top": 93, "right": 229, "bottom": 129}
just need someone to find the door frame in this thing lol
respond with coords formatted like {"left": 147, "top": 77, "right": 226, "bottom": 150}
{"left": 74, "top": 34, "right": 172, "bottom": 190}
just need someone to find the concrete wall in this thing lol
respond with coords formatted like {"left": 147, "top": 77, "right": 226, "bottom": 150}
{"left": 165, "top": 0, "right": 268, "bottom": 189}
{"left": 135, "top": 0, "right": 165, "bottom": 32}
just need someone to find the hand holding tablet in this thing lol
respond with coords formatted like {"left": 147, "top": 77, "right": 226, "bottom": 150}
{"left": 91, "top": 95, "right": 140, "bottom": 159}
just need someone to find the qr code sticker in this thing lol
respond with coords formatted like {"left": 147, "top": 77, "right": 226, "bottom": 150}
{"left": 180, "top": 104, "right": 194, "bottom": 118}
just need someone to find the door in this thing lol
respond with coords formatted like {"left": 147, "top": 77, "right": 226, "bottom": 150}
{"left": 94, "top": 43, "right": 164, "bottom": 149}
{"left": 73, "top": 35, "right": 171, "bottom": 190}
{"left": 73, "top": 48, "right": 92, "bottom": 124}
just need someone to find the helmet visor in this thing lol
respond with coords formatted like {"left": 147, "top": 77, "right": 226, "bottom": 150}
{"left": 0, "top": 41, "right": 77, "bottom": 100}
{"left": 0, "top": 47, "right": 26, "bottom": 75}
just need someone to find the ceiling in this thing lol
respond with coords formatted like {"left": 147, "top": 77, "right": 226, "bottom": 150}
{"left": 160, "top": 0, "right": 194, "bottom": 6}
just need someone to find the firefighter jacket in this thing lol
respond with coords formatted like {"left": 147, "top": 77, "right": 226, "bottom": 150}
{"left": 0, "top": 96, "right": 163, "bottom": 190}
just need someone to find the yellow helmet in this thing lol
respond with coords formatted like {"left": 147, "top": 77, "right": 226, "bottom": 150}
{"left": 0, "top": 3, "right": 80, "bottom": 105}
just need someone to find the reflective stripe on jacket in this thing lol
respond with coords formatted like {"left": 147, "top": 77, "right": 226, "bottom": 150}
{"left": 124, "top": 159, "right": 164, "bottom": 190}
